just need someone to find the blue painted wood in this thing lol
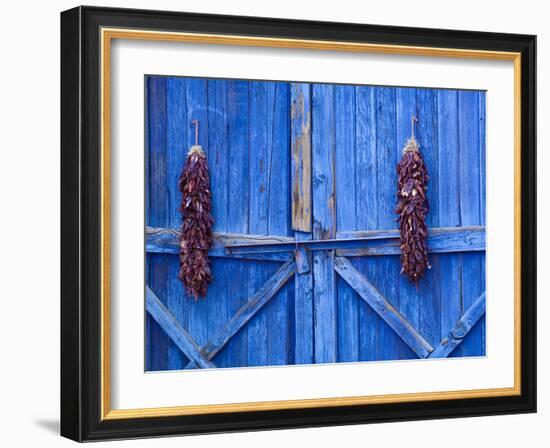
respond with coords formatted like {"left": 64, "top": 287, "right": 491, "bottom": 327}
{"left": 184, "top": 78, "right": 211, "bottom": 356}
{"left": 375, "top": 87, "right": 403, "bottom": 360}
{"left": 437, "top": 90, "right": 463, "bottom": 359}
{"left": 145, "top": 75, "right": 152, "bottom": 371}
{"left": 226, "top": 227, "right": 485, "bottom": 255}
{"left": 479, "top": 92, "right": 487, "bottom": 352}
{"left": 459, "top": 91, "right": 485, "bottom": 357}
{"left": 146, "top": 286, "right": 215, "bottom": 368}
{"left": 146, "top": 76, "right": 169, "bottom": 371}
{"left": 335, "top": 85, "right": 359, "bottom": 363}
{"left": 247, "top": 81, "right": 274, "bottom": 367}
{"left": 396, "top": 87, "right": 418, "bottom": 359}
{"left": 266, "top": 82, "right": 291, "bottom": 366}
{"left": 165, "top": 77, "right": 189, "bottom": 370}
{"left": 202, "top": 80, "right": 231, "bottom": 368}
{"left": 146, "top": 78, "right": 487, "bottom": 370}
{"left": 148, "top": 226, "right": 486, "bottom": 257}
{"left": 221, "top": 79, "right": 250, "bottom": 368}
{"left": 312, "top": 84, "right": 337, "bottom": 363}
{"left": 429, "top": 292, "right": 486, "bottom": 358}
{"left": 416, "top": 88, "right": 442, "bottom": 349}
{"left": 189, "top": 262, "right": 296, "bottom": 365}
{"left": 291, "top": 83, "right": 314, "bottom": 365}
{"left": 355, "top": 86, "right": 379, "bottom": 362}
{"left": 334, "top": 257, "right": 433, "bottom": 358}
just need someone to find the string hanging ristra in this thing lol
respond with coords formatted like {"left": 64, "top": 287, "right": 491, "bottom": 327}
{"left": 395, "top": 115, "right": 431, "bottom": 283}
{"left": 177, "top": 119, "right": 214, "bottom": 300}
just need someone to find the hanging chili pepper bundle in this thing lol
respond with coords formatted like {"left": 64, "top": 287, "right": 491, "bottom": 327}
{"left": 178, "top": 120, "right": 214, "bottom": 300}
{"left": 395, "top": 117, "right": 431, "bottom": 283}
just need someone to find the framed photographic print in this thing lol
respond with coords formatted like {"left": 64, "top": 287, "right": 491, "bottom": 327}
{"left": 60, "top": 6, "right": 537, "bottom": 442}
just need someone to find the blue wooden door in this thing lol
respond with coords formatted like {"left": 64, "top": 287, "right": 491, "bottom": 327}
{"left": 145, "top": 77, "right": 486, "bottom": 370}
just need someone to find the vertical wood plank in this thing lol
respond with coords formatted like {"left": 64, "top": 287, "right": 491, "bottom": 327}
{"left": 145, "top": 76, "right": 152, "bottom": 370}
{"left": 459, "top": 91, "right": 484, "bottom": 356}
{"left": 437, "top": 90, "right": 463, "bottom": 358}
{"left": 205, "top": 79, "right": 230, "bottom": 366}
{"left": 266, "top": 82, "right": 292, "bottom": 365}
{"left": 247, "top": 81, "right": 272, "bottom": 366}
{"left": 291, "top": 83, "right": 312, "bottom": 232}
{"left": 146, "top": 76, "right": 169, "bottom": 370}
{"left": 355, "top": 86, "right": 379, "bottom": 362}
{"left": 479, "top": 91, "right": 487, "bottom": 354}
{"left": 291, "top": 83, "right": 314, "bottom": 365}
{"left": 375, "top": 87, "right": 403, "bottom": 360}
{"left": 312, "top": 84, "right": 337, "bottom": 363}
{"left": 334, "top": 85, "right": 359, "bottom": 362}
{"left": 416, "top": 88, "right": 441, "bottom": 349}
{"left": 223, "top": 79, "right": 250, "bottom": 367}
{"left": 184, "top": 79, "right": 211, "bottom": 351}
{"left": 165, "top": 77, "right": 188, "bottom": 369}
{"left": 396, "top": 87, "right": 418, "bottom": 359}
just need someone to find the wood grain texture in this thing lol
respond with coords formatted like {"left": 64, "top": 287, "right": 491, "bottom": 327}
{"left": 186, "top": 261, "right": 296, "bottom": 367}
{"left": 146, "top": 286, "right": 215, "bottom": 368}
{"left": 334, "top": 257, "right": 433, "bottom": 358}
{"left": 291, "top": 83, "right": 312, "bottom": 232}
{"left": 146, "top": 78, "right": 487, "bottom": 369}
{"left": 429, "top": 292, "right": 486, "bottom": 358}
{"left": 311, "top": 84, "right": 337, "bottom": 363}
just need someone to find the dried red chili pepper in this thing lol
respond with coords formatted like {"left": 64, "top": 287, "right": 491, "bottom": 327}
{"left": 178, "top": 139, "right": 214, "bottom": 300}
{"left": 395, "top": 135, "right": 431, "bottom": 283}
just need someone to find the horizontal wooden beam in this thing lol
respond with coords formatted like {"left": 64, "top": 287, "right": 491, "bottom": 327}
{"left": 429, "top": 292, "right": 486, "bottom": 358}
{"left": 185, "top": 261, "right": 296, "bottom": 369}
{"left": 145, "top": 286, "right": 216, "bottom": 369}
{"left": 145, "top": 226, "right": 292, "bottom": 261}
{"left": 336, "top": 226, "right": 485, "bottom": 256}
{"left": 225, "top": 226, "right": 485, "bottom": 256}
{"left": 334, "top": 256, "right": 434, "bottom": 359}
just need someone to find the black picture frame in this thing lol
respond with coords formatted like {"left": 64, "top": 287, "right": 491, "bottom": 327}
{"left": 61, "top": 5, "right": 536, "bottom": 442}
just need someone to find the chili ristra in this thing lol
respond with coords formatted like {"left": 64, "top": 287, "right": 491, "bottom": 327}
{"left": 395, "top": 134, "right": 431, "bottom": 283}
{"left": 177, "top": 121, "right": 214, "bottom": 300}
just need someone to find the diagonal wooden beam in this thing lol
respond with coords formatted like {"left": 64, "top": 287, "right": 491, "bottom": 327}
{"left": 184, "top": 261, "right": 296, "bottom": 369}
{"left": 429, "top": 292, "right": 486, "bottom": 358}
{"left": 334, "top": 256, "right": 434, "bottom": 359}
{"left": 146, "top": 286, "right": 216, "bottom": 369}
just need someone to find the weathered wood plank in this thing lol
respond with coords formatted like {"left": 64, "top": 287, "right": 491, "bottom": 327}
{"left": 429, "top": 292, "right": 486, "bottom": 358}
{"left": 166, "top": 77, "right": 189, "bottom": 370}
{"left": 291, "top": 83, "right": 314, "bottom": 365}
{"left": 293, "top": 232, "right": 314, "bottom": 364}
{"left": 185, "top": 261, "right": 296, "bottom": 368}
{"left": 335, "top": 84, "right": 359, "bottom": 362}
{"left": 375, "top": 87, "right": 402, "bottom": 361}
{"left": 416, "top": 88, "right": 442, "bottom": 349}
{"left": 223, "top": 79, "right": 251, "bottom": 368}
{"left": 396, "top": 87, "right": 418, "bottom": 359}
{"left": 459, "top": 90, "right": 485, "bottom": 357}
{"left": 146, "top": 286, "right": 216, "bottom": 369}
{"left": 355, "top": 85, "right": 378, "bottom": 362}
{"left": 291, "top": 83, "right": 312, "bottom": 232}
{"left": 312, "top": 84, "right": 337, "bottom": 363}
{"left": 145, "top": 226, "right": 292, "bottom": 261}
{"left": 225, "top": 227, "right": 486, "bottom": 255}
{"left": 185, "top": 78, "right": 211, "bottom": 354}
{"left": 437, "top": 89, "right": 463, "bottom": 359}
{"left": 334, "top": 257, "right": 434, "bottom": 359}
{"left": 203, "top": 79, "right": 233, "bottom": 368}
{"left": 146, "top": 76, "right": 169, "bottom": 371}
{"left": 267, "top": 82, "right": 292, "bottom": 366}
{"left": 247, "top": 81, "right": 274, "bottom": 367}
